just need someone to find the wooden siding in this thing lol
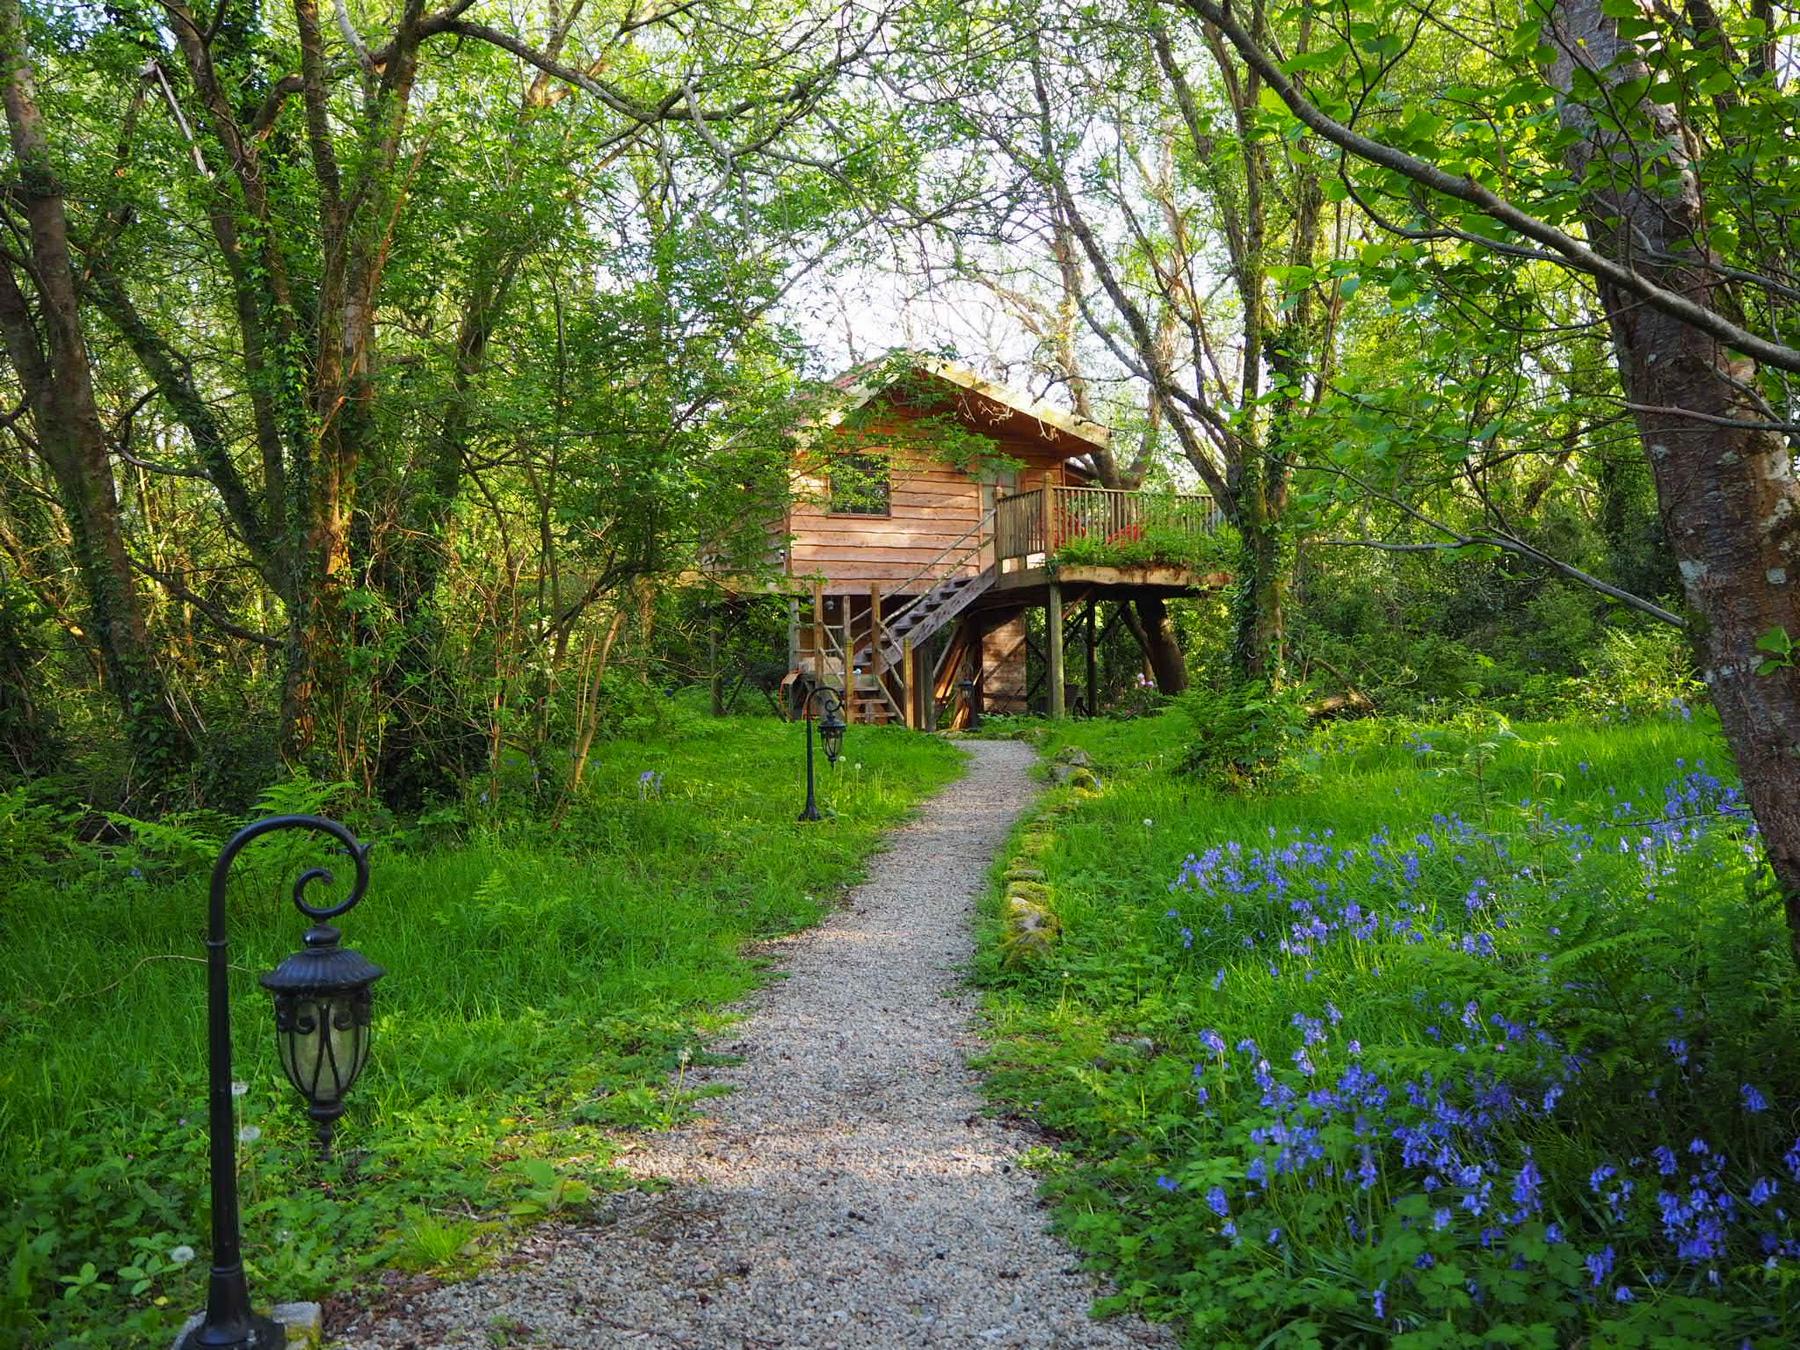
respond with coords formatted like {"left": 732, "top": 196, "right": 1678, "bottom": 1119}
{"left": 788, "top": 405, "right": 1083, "bottom": 596}
{"left": 979, "top": 615, "right": 1029, "bottom": 715}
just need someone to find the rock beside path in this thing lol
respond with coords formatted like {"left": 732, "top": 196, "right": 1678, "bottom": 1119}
{"left": 332, "top": 740, "right": 1169, "bottom": 1349}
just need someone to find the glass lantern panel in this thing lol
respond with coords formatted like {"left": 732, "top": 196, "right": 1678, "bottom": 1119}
{"left": 278, "top": 996, "right": 370, "bottom": 1103}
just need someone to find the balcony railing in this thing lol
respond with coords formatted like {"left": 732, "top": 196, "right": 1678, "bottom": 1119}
{"left": 993, "top": 485, "right": 1224, "bottom": 565}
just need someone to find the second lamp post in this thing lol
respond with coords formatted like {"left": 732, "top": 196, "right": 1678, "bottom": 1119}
{"left": 797, "top": 684, "right": 847, "bottom": 821}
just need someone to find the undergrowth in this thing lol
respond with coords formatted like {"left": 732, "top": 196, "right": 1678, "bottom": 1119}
{"left": 0, "top": 718, "right": 959, "bottom": 1347}
{"left": 976, "top": 708, "right": 1800, "bottom": 1347}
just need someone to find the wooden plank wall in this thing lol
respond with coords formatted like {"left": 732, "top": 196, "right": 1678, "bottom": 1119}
{"left": 788, "top": 404, "right": 1083, "bottom": 596}
{"left": 979, "top": 616, "right": 1030, "bottom": 715}
{"left": 788, "top": 458, "right": 983, "bottom": 594}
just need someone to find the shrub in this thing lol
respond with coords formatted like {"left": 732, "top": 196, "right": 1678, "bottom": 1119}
{"left": 1049, "top": 521, "right": 1238, "bottom": 574}
{"left": 1576, "top": 624, "right": 1706, "bottom": 722}
{"left": 1174, "top": 682, "right": 1310, "bottom": 790}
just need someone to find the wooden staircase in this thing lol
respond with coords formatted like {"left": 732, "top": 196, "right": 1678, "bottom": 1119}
{"left": 797, "top": 509, "right": 1000, "bottom": 727}
{"left": 856, "top": 566, "right": 996, "bottom": 673}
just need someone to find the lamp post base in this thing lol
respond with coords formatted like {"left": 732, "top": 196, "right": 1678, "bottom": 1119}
{"left": 173, "top": 1311, "right": 287, "bottom": 1349}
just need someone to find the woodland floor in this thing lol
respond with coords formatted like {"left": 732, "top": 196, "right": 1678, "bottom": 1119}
{"left": 330, "top": 739, "right": 1167, "bottom": 1349}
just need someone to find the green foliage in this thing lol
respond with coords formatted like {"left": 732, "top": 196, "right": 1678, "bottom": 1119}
{"left": 0, "top": 786, "right": 84, "bottom": 878}
{"left": 1173, "top": 682, "right": 1311, "bottom": 790}
{"left": 1572, "top": 626, "right": 1707, "bottom": 722}
{"left": 978, "top": 708, "right": 1800, "bottom": 1346}
{"left": 0, "top": 718, "right": 959, "bottom": 1345}
{"left": 1049, "top": 523, "right": 1238, "bottom": 575}
{"left": 1756, "top": 628, "right": 1796, "bottom": 676}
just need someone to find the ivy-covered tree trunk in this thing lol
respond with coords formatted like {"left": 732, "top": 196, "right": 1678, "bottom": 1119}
{"left": 279, "top": 0, "right": 431, "bottom": 770}
{"left": 1231, "top": 458, "right": 1290, "bottom": 684}
{"left": 0, "top": 0, "right": 189, "bottom": 783}
{"left": 1548, "top": 0, "right": 1800, "bottom": 960}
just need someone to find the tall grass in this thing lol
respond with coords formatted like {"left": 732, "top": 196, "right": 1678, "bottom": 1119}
{"left": 0, "top": 716, "right": 960, "bottom": 1347}
{"left": 978, "top": 709, "right": 1800, "bottom": 1347}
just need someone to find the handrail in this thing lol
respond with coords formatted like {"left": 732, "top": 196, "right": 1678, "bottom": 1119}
{"left": 877, "top": 507, "right": 997, "bottom": 639}
{"left": 995, "top": 485, "right": 1220, "bottom": 563}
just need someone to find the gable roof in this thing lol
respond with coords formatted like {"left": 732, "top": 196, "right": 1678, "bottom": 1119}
{"left": 823, "top": 352, "right": 1112, "bottom": 455}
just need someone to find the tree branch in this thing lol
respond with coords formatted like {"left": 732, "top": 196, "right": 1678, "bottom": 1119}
{"left": 1171, "top": 0, "right": 1800, "bottom": 377}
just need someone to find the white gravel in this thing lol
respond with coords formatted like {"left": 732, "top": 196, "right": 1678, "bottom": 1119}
{"left": 332, "top": 740, "right": 1169, "bottom": 1349}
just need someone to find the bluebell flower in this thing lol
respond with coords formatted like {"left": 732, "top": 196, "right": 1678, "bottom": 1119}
{"left": 1432, "top": 1207, "right": 1451, "bottom": 1231}
{"left": 1512, "top": 1153, "right": 1543, "bottom": 1215}
{"left": 1585, "top": 1246, "right": 1615, "bottom": 1288}
{"left": 1205, "top": 1186, "right": 1229, "bottom": 1216}
{"left": 1615, "top": 1285, "right": 1634, "bottom": 1303}
{"left": 1742, "top": 1083, "right": 1769, "bottom": 1113}
{"left": 1155, "top": 1175, "right": 1179, "bottom": 1192}
{"left": 1371, "top": 1282, "right": 1386, "bottom": 1318}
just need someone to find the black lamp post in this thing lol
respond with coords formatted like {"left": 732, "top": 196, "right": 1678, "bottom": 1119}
{"left": 178, "top": 815, "right": 383, "bottom": 1350}
{"left": 957, "top": 677, "right": 982, "bottom": 731}
{"left": 798, "top": 685, "right": 847, "bottom": 822}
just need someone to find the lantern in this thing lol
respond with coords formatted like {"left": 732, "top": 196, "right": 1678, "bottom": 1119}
{"left": 261, "top": 922, "right": 384, "bottom": 1155}
{"left": 818, "top": 697, "right": 847, "bottom": 765}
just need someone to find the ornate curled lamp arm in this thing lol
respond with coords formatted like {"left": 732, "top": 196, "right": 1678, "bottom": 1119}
{"left": 801, "top": 684, "right": 845, "bottom": 724}
{"left": 187, "top": 815, "right": 376, "bottom": 1350}
{"left": 209, "top": 813, "right": 372, "bottom": 939}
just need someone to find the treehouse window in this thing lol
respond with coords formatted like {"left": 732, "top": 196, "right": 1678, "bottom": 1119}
{"left": 829, "top": 455, "right": 891, "bottom": 516}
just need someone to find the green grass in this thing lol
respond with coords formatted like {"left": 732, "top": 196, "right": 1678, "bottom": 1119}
{"left": 976, "top": 707, "right": 1800, "bottom": 1347}
{"left": 0, "top": 715, "right": 960, "bottom": 1347}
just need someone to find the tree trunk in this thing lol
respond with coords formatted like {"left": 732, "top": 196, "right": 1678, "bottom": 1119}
{"left": 1549, "top": 0, "right": 1800, "bottom": 958}
{"left": 0, "top": 0, "right": 189, "bottom": 783}
{"left": 1133, "top": 596, "right": 1189, "bottom": 693}
{"left": 1231, "top": 450, "right": 1290, "bottom": 683}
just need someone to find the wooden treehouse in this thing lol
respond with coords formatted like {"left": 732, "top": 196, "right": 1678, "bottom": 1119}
{"left": 782, "top": 357, "right": 1227, "bottom": 728}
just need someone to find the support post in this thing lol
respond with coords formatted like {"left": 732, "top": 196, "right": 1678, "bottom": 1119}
{"left": 902, "top": 638, "right": 918, "bottom": 729}
{"left": 869, "top": 583, "right": 884, "bottom": 720}
{"left": 1040, "top": 483, "right": 1056, "bottom": 557}
{"left": 1085, "top": 597, "right": 1098, "bottom": 715}
{"left": 921, "top": 637, "right": 938, "bottom": 731}
{"left": 1047, "top": 579, "right": 1066, "bottom": 719}
{"left": 842, "top": 595, "right": 856, "bottom": 724}
{"left": 811, "top": 582, "right": 825, "bottom": 680}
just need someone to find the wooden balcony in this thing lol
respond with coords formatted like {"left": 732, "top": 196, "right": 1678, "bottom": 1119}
{"left": 993, "top": 485, "right": 1224, "bottom": 566}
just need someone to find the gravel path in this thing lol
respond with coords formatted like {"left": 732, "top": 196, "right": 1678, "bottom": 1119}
{"left": 333, "top": 740, "right": 1168, "bottom": 1349}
